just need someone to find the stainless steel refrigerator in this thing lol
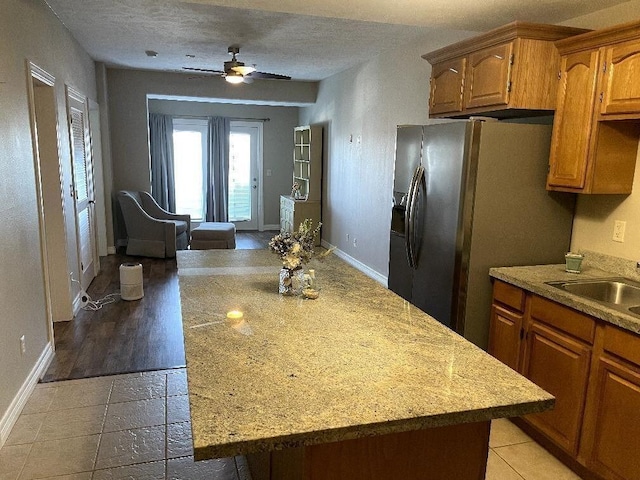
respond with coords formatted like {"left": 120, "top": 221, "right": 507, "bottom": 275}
{"left": 388, "top": 120, "right": 575, "bottom": 350}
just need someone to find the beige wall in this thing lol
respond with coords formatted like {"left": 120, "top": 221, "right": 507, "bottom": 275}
{"left": 561, "top": 2, "right": 640, "bottom": 261}
{"left": 299, "top": 28, "right": 475, "bottom": 276}
{"left": 106, "top": 69, "right": 317, "bottom": 243}
{"left": 0, "top": 0, "right": 97, "bottom": 434}
{"left": 148, "top": 99, "right": 300, "bottom": 227}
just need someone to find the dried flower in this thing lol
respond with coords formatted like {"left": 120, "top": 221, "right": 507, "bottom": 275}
{"left": 269, "top": 219, "right": 321, "bottom": 270}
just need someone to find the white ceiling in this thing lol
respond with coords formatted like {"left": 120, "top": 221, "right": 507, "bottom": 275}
{"left": 44, "top": 0, "right": 628, "bottom": 81}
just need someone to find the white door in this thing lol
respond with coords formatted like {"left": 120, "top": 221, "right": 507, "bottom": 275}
{"left": 67, "top": 88, "right": 97, "bottom": 290}
{"left": 229, "top": 122, "right": 262, "bottom": 230}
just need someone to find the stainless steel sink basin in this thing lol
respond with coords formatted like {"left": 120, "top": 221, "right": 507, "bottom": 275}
{"left": 561, "top": 280, "right": 640, "bottom": 305}
{"left": 546, "top": 278, "right": 640, "bottom": 318}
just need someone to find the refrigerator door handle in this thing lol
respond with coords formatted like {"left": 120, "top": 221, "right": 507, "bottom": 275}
{"left": 406, "top": 165, "right": 425, "bottom": 269}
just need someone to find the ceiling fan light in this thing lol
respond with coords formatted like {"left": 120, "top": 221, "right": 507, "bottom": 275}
{"left": 232, "top": 65, "right": 256, "bottom": 75}
{"left": 225, "top": 73, "right": 244, "bottom": 84}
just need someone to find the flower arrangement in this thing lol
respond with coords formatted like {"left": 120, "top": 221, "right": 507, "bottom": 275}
{"left": 269, "top": 219, "right": 321, "bottom": 271}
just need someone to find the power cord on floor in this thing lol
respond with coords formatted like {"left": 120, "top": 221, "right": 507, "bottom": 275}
{"left": 81, "top": 292, "right": 121, "bottom": 311}
{"left": 71, "top": 277, "right": 121, "bottom": 310}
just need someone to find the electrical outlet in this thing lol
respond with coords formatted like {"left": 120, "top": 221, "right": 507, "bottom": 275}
{"left": 20, "top": 335, "right": 26, "bottom": 355}
{"left": 266, "top": 169, "right": 272, "bottom": 177}
{"left": 613, "top": 220, "right": 626, "bottom": 243}
{"left": 353, "top": 238, "right": 358, "bottom": 248}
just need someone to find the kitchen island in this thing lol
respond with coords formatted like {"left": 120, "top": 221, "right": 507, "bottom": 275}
{"left": 177, "top": 249, "right": 553, "bottom": 479}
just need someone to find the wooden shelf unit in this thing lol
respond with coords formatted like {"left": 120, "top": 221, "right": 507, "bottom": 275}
{"left": 280, "top": 125, "right": 323, "bottom": 242}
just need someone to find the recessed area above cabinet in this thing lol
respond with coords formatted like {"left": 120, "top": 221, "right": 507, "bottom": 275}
{"left": 423, "top": 22, "right": 589, "bottom": 119}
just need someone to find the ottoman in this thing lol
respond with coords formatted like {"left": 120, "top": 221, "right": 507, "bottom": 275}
{"left": 191, "top": 222, "right": 236, "bottom": 249}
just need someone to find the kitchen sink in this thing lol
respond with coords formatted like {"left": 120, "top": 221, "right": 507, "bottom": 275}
{"left": 546, "top": 278, "right": 640, "bottom": 318}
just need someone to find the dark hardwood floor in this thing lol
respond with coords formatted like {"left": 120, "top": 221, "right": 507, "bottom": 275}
{"left": 41, "top": 230, "right": 276, "bottom": 382}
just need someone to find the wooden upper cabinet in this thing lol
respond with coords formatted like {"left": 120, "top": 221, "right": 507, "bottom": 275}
{"left": 429, "top": 58, "right": 465, "bottom": 115}
{"left": 464, "top": 43, "right": 513, "bottom": 109}
{"left": 547, "top": 50, "right": 600, "bottom": 190}
{"left": 423, "top": 22, "right": 589, "bottom": 118}
{"left": 601, "top": 39, "right": 640, "bottom": 115}
{"left": 547, "top": 20, "right": 640, "bottom": 194}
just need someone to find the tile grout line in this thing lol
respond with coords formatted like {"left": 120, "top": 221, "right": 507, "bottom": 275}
{"left": 165, "top": 372, "right": 170, "bottom": 480}
{"left": 14, "top": 442, "right": 34, "bottom": 480}
{"left": 491, "top": 445, "right": 530, "bottom": 480}
{"left": 91, "top": 379, "right": 115, "bottom": 473}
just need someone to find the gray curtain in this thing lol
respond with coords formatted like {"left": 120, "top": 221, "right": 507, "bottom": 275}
{"left": 206, "top": 116, "right": 231, "bottom": 222}
{"left": 149, "top": 113, "right": 176, "bottom": 212}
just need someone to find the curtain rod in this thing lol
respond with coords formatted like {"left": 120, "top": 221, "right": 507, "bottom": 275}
{"left": 171, "top": 114, "right": 270, "bottom": 122}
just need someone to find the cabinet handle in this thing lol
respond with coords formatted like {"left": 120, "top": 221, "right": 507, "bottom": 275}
{"left": 449, "top": 68, "right": 458, "bottom": 74}
{"left": 600, "top": 92, "right": 604, "bottom": 103}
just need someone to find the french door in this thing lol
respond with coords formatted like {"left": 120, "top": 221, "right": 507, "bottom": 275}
{"left": 229, "top": 121, "right": 262, "bottom": 230}
{"left": 67, "top": 87, "right": 97, "bottom": 291}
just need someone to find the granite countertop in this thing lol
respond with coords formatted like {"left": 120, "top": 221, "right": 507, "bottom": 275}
{"left": 177, "top": 249, "right": 553, "bottom": 460}
{"left": 490, "top": 261, "right": 640, "bottom": 334}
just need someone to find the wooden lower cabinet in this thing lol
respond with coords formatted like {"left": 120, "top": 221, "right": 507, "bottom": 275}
{"left": 580, "top": 325, "right": 640, "bottom": 480}
{"left": 488, "top": 304, "right": 523, "bottom": 371}
{"left": 247, "top": 421, "right": 490, "bottom": 480}
{"left": 489, "top": 280, "right": 640, "bottom": 479}
{"left": 522, "top": 321, "right": 591, "bottom": 455}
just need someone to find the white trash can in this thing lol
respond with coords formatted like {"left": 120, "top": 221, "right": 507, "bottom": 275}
{"left": 119, "top": 263, "right": 144, "bottom": 301}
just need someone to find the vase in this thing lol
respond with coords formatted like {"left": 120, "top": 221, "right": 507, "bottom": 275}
{"left": 279, "top": 267, "right": 304, "bottom": 295}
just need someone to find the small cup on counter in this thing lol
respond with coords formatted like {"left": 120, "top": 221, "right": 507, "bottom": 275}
{"left": 565, "top": 253, "right": 584, "bottom": 273}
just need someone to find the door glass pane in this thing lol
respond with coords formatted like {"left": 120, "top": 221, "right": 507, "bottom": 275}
{"left": 229, "top": 132, "right": 252, "bottom": 222}
{"left": 173, "top": 129, "right": 205, "bottom": 221}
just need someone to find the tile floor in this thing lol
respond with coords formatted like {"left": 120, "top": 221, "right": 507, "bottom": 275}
{"left": 0, "top": 369, "right": 581, "bottom": 479}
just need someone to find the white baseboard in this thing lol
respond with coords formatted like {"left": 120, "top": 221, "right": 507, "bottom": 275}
{"left": 261, "top": 224, "right": 280, "bottom": 231}
{"left": 72, "top": 290, "right": 84, "bottom": 316}
{"left": 0, "top": 342, "right": 54, "bottom": 448}
{"left": 321, "top": 240, "right": 388, "bottom": 286}
{"left": 107, "top": 246, "right": 116, "bottom": 255}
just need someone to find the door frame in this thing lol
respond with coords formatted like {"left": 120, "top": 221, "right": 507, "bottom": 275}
{"left": 229, "top": 120, "right": 264, "bottom": 231}
{"left": 25, "top": 61, "right": 58, "bottom": 343}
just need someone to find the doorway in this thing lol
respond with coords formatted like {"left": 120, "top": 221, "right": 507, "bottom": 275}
{"left": 229, "top": 121, "right": 263, "bottom": 231}
{"left": 26, "top": 62, "right": 73, "bottom": 334}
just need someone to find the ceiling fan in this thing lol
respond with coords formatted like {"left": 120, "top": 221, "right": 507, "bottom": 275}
{"left": 183, "top": 46, "right": 291, "bottom": 84}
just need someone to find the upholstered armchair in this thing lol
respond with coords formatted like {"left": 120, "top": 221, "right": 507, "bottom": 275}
{"left": 117, "top": 190, "right": 191, "bottom": 258}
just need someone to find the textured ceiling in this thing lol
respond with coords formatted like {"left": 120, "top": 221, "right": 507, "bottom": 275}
{"left": 44, "top": 0, "right": 628, "bottom": 81}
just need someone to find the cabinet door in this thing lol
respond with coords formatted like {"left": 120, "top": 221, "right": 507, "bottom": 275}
{"left": 488, "top": 304, "right": 523, "bottom": 371}
{"left": 547, "top": 50, "right": 600, "bottom": 190}
{"left": 523, "top": 322, "right": 591, "bottom": 455}
{"left": 464, "top": 43, "right": 513, "bottom": 110}
{"left": 585, "top": 356, "right": 640, "bottom": 479}
{"left": 429, "top": 58, "right": 466, "bottom": 115}
{"left": 600, "top": 39, "right": 640, "bottom": 115}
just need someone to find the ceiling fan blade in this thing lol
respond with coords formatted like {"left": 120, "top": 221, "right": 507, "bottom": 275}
{"left": 247, "top": 71, "right": 291, "bottom": 80}
{"left": 182, "top": 67, "right": 224, "bottom": 75}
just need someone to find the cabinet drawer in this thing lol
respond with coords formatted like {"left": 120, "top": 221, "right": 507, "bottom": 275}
{"left": 530, "top": 295, "right": 596, "bottom": 344}
{"left": 492, "top": 280, "right": 525, "bottom": 313}
{"left": 603, "top": 324, "right": 640, "bottom": 367}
